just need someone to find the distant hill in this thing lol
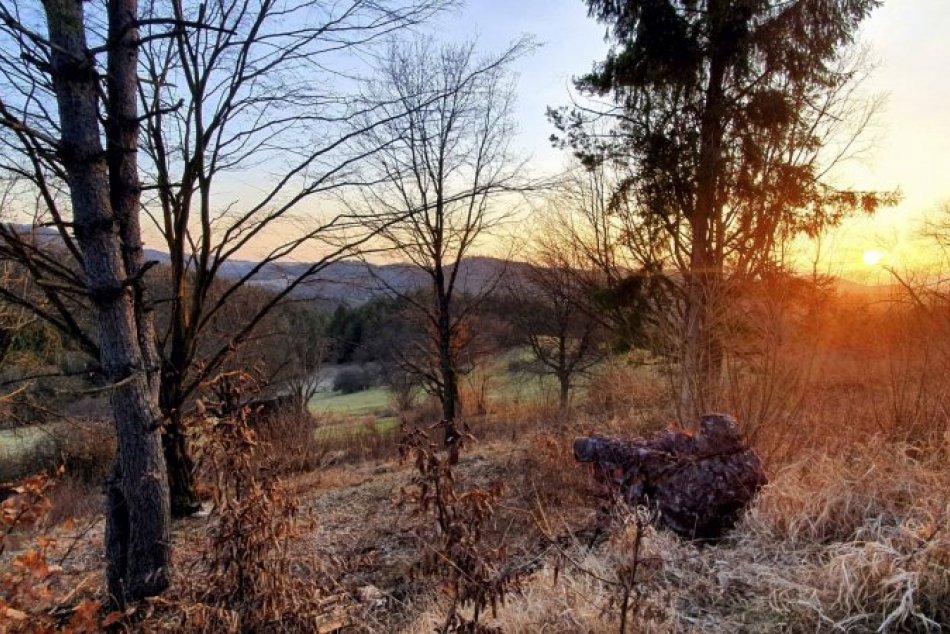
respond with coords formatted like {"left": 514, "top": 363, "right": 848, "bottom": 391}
{"left": 7, "top": 225, "right": 526, "bottom": 305}
{"left": 832, "top": 278, "right": 906, "bottom": 303}
{"left": 138, "top": 246, "right": 526, "bottom": 305}
{"left": 236, "top": 256, "right": 527, "bottom": 305}
{"left": 10, "top": 223, "right": 911, "bottom": 307}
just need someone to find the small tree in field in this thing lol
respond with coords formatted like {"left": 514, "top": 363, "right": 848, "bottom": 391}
{"left": 532, "top": 165, "right": 671, "bottom": 355}
{"left": 355, "top": 38, "right": 528, "bottom": 462}
{"left": 505, "top": 254, "right": 606, "bottom": 410}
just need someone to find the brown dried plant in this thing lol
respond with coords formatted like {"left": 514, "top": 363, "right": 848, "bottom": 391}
{"left": 534, "top": 494, "right": 665, "bottom": 634}
{"left": 1, "top": 473, "right": 114, "bottom": 632}
{"left": 178, "top": 372, "right": 346, "bottom": 633}
{"left": 399, "top": 425, "right": 525, "bottom": 633}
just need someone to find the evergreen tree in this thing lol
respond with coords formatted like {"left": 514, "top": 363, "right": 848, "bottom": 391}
{"left": 551, "top": 0, "right": 894, "bottom": 416}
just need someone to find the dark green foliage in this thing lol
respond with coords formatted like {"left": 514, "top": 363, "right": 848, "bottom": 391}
{"left": 326, "top": 306, "right": 363, "bottom": 363}
{"left": 333, "top": 367, "right": 373, "bottom": 394}
{"left": 589, "top": 268, "right": 668, "bottom": 352}
{"left": 552, "top": 0, "right": 890, "bottom": 411}
{"left": 324, "top": 297, "right": 407, "bottom": 364}
{"left": 581, "top": 0, "right": 700, "bottom": 90}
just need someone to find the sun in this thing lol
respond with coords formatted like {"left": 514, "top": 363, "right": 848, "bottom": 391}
{"left": 862, "top": 250, "right": 886, "bottom": 267}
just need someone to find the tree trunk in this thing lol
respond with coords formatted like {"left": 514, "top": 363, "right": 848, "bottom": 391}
{"left": 558, "top": 373, "right": 570, "bottom": 411}
{"left": 105, "top": 0, "right": 159, "bottom": 396}
{"left": 163, "top": 406, "right": 200, "bottom": 517}
{"left": 680, "top": 242, "right": 719, "bottom": 420}
{"left": 557, "top": 333, "right": 570, "bottom": 411}
{"left": 440, "top": 354, "right": 460, "bottom": 464}
{"left": 157, "top": 152, "right": 201, "bottom": 516}
{"left": 680, "top": 0, "right": 729, "bottom": 421}
{"left": 44, "top": 0, "right": 171, "bottom": 603}
{"left": 158, "top": 367, "right": 200, "bottom": 517}
{"left": 437, "top": 295, "right": 460, "bottom": 464}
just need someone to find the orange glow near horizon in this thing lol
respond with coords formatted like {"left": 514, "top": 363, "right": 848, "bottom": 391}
{"left": 800, "top": 1, "right": 950, "bottom": 280}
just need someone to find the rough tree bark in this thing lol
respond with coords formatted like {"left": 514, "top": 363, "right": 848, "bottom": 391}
{"left": 159, "top": 378, "right": 200, "bottom": 516}
{"left": 44, "top": 0, "right": 171, "bottom": 602}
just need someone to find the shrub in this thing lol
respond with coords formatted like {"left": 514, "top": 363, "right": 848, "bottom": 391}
{"left": 0, "top": 420, "right": 113, "bottom": 512}
{"left": 45, "top": 474, "right": 101, "bottom": 526}
{"left": 387, "top": 370, "right": 421, "bottom": 413}
{"left": 399, "top": 426, "right": 525, "bottom": 632}
{"left": 58, "top": 420, "right": 115, "bottom": 485}
{"left": 583, "top": 363, "right": 670, "bottom": 430}
{"left": 333, "top": 367, "right": 372, "bottom": 394}
{"left": 173, "top": 376, "right": 348, "bottom": 633}
{"left": 255, "top": 409, "right": 324, "bottom": 475}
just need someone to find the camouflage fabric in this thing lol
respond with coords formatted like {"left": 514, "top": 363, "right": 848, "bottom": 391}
{"left": 574, "top": 414, "right": 768, "bottom": 539}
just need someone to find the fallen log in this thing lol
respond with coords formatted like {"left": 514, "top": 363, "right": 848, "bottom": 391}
{"left": 574, "top": 414, "right": 768, "bottom": 539}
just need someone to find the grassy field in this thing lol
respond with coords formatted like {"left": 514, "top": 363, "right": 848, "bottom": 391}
{"left": 308, "top": 386, "right": 392, "bottom": 418}
{"left": 308, "top": 387, "right": 399, "bottom": 440}
{"left": 304, "top": 357, "right": 575, "bottom": 435}
{"left": 313, "top": 416, "right": 399, "bottom": 441}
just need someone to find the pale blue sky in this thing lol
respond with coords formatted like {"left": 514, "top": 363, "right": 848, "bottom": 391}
{"left": 427, "top": 0, "right": 609, "bottom": 173}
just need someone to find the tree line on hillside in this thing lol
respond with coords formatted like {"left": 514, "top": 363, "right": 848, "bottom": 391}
{"left": 0, "top": 0, "right": 890, "bottom": 608}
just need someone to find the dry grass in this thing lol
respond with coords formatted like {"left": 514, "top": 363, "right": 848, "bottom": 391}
{"left": 583, "top": 361, "right": 673, "bottom": 429}
{"left": 44, "top": 475, "right": 101, "bottom": 526}
{"left": 403, "top": 557, "right": 668, "bottom": 634}
{"left": 748, "top": 439, "right": 948, "bottom": 546}
{"left": 725, "top": 437, "right": 950, "bottom": 631}
{"left": 370, "top": 302, "right": 950, "bottom": 631}
{"left": 5, "top": 288, "right": 950, "bottom": 632}
{"left": 3, "top": 422, "right": 947, "bottom": 632}
{"left": 398, "top": 434, "right": 948, "bottom": 633}
{"left": 256, "top": 408, "right": 326, "bottom": 474}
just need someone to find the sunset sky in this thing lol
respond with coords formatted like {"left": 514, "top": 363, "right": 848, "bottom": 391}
{"left": 431, "top": 0, "right": 950, "bottom": 279}
{"left": 124, "top": 1, "right": 950, "bottom": 280}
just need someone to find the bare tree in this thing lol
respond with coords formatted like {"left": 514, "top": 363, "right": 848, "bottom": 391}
{"left": 0, "top": 0, "right": 450, "bottom": 515}
{"left": 355, "top": 38, "right": 527, "bottom": 462}
{"left": 273, "top": 303, "right": 328, "bottom": 414}
{"left": 539, "top": 165, "right": 670, "bottom": 353}
{"left": 505, "top": 255, "right": 606, "bottom": 410}
{"left": 0, "top": 180, "right": 34, "bottom": 378}
{"left": 137, "top": 0, "right": 449, "bottom": 514}
{"left": 0, "top": 0, "right": 171, "bottom": 602}
{"left": 225, "top": 297, "right": 328, "bottom": 414}
{"left": 0, "top": 260, "right": 41, "bottom": 412}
